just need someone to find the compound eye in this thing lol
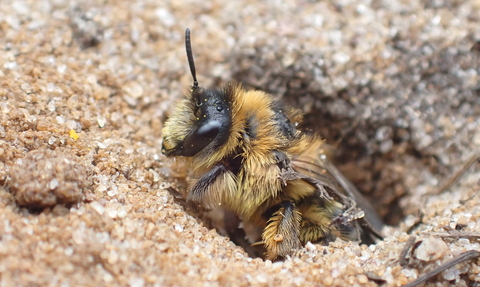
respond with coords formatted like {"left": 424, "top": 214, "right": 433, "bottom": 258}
{"left": 182, "top": 120, "right": 221, "bottom": 156}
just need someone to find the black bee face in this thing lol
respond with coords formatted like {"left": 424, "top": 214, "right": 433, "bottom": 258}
{"left": 162, "top": 87, "right": 232, "bottom": 157}
{"left": 162, "top": 28, "right": 234, "bottom": 158}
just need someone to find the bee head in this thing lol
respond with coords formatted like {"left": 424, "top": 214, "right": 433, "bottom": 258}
{"left": 161, "top": 29, "right": 232, "bottom": 157}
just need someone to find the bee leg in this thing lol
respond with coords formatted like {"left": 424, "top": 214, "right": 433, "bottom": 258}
{"left": 299, "top": 201, "right": 361, "bottom": 245}
{"left": 262, "top": 201, "right": 302, "bottom": 260}
{"left": 299, "top": 218, "right": 337, "bottom": 246}
{"left": 299, "top": 217, "right": 362, "bottom": 246}
{"left": 188, "top": 164, "right": 230, "bottom": 207}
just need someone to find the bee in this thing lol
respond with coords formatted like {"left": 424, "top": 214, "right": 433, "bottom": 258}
{"left": 162, "top": 28, "right": 384, "bottom": 260}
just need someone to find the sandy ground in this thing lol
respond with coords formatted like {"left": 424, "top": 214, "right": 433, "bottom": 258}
{"left": 0, "top": 0, "right": 479, "bottom": 286}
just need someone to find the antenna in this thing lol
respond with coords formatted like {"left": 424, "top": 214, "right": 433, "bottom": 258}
{"left": 185, "top": 28, "right": 199, "bottom": 89}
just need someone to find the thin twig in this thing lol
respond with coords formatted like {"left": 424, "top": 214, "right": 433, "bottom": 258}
{"left": 403, "top": 250, "right": 480, "bottom": 287}
{"left": 435, "top": 152, "right": 480, "bottom": 194}
{"left": 430, "top": 231, "right": 480, "bottom": 240}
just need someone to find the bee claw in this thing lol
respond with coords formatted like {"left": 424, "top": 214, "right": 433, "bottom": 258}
{"left": 250, "top": 241, "right": 265, "bottom": 247}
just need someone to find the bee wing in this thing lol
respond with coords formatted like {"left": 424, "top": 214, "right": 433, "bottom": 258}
{"left": 291, "top": 153, "right": 384, "bottom": 239}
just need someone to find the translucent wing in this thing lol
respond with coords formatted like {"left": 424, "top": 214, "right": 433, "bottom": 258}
{"left": 291, "top": 151, "right": 384, "bottom": 240}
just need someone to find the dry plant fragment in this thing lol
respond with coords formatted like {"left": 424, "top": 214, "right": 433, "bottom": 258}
{"left": 403, "top": 250, "right": 480, "bottom": 287}
{"left": 399, "top": 236, "right": 417, "bottom": 267}
{"left": 431, "top": 231, "right": 480, "bottom": 240}
{"left": 435, "top": 152, "right": 480, "bottom": 194}
{"left": 8, "top": 149, "right": 91, "bottom": 208}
